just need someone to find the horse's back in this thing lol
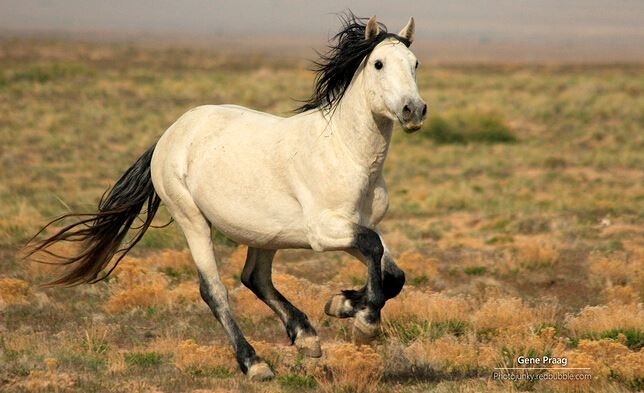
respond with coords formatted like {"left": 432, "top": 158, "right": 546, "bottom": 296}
{"left": 218, "top": 104, "right": 284, "bottom": 120}
{"left": 152, "top": 104, "right": 309, "bottom": 248}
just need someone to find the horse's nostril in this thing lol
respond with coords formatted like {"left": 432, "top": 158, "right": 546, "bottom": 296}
{"left": 403, "top": 105, "right": 411, "bottom": 115}
{"left": 421, "top": 104, "right": 427, "bottom": 116}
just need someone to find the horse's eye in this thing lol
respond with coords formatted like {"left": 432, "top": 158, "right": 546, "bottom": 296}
{"left": 374, "top": 60, "right": 383, "bottom": 70}
{"left": 415, "top": 60, "right": 419, "bottom": 69}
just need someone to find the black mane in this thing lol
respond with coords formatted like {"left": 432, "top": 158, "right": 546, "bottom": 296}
{"left": 295, "top": 12, "right": 410, "bottom": 113}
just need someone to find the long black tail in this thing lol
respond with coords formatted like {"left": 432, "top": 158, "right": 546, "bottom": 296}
{"left": 25, "top": 143, "right": 161, "bottom": 286}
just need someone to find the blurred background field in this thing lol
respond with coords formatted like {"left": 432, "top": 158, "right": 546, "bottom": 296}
{"left": 0, "top": 35, "right": 642, "bottom": 393}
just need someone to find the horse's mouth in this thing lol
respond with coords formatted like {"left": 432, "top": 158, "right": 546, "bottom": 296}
{"left": 400, "top": 120, "right": 424, "bottom": 133}
{"left": 396, "top": 113, "right": 424, "bottom": 133}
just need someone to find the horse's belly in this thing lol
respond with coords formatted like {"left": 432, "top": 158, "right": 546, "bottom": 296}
{"left": 187, "top": 159, "right": 309, "bottom": 249}
{"left": 193, "top": 185, "right": 309, "bottom": 248}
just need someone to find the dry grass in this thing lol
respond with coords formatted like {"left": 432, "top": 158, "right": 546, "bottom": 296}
{"left": 103, "top": 257, "right": 171, "bottom": 313}
{"left": 315, "top": 343, "right": 384, "bottom": 393}
{"left": 515, "top": 237, "right": 560, "bottom": 270}
{"left": 539, "top": 339, "right": 644, "bottom": 391}
{"left": 589, "top": 254, "right": 642, "bottom": 288}
{"left": 565, "top": 303, "right": 644, "bottom": 336}
{"left": 13, "top": 369, "right": 76, "bottom": 392}
{"left": 472, "top": 297, "right": 537, "bottom": 332}
{"left": 334, "top": 258, "right": 366, "bottom": 286}
{"left": 230, "top": 272, "right": 334, "bottom": 324}
{"left": 395, "top": 250, "right": 440, "bottom": 287}
{"left": 0, "top": 277, "right": 30, "bottom": 309}
{"left": 149, "top": 249, "right": 196, "bottom": 273}
{"left": 383, "top": 290, "right": 471, "bottom": 323}
{"left": 272, "top": 273, "right": 334, "bottom": 321}
{"left": 405, "top": 334, "right": 496, "bottom": 373}
{"left": 174, "top": 339, "right": 235, "bottom": 376}
{"left": 229, "top": 286, "right": 275, "bottom": 323}
{"left": 602, "top": 285, "right": 640, "bottom": 304}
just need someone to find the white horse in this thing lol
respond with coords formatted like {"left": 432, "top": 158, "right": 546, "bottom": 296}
{"left": 28, "top": 14, "right": 426, "bottom": 380}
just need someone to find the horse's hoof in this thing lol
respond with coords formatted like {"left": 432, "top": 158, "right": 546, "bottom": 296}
{"left": 247, "top": 362, "right": 275, "bottom": 381}
{"left": 325, "top": 294, "right": 352, "bottom": 318}
{"left": 352, "top": 316, "right": 380, "bottom": 345}
{"left": 295, "top": 334, "right": 322, "bottom": 358}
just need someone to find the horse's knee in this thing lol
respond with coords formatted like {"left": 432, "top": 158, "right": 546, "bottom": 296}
{"left": 354, "top": 228, "right": 384, "bottom": 261}
{"left": 383, "top": 263, "right": 405, "bottom": 299}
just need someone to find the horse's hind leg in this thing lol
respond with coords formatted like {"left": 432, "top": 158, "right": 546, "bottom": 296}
{"left": 160, "top": 185, "right": 273, "bottom": 380}
{"left": 241, "top": 248, "right": 321, "bottom": 357}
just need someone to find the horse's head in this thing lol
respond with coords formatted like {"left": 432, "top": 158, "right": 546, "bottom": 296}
{"left": 361, "top": 16, "right": 427, "bottom": 132}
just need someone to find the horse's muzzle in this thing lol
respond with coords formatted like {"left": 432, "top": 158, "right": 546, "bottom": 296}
{"left": 400, "top": 98, "right": 427, "bottom": 133}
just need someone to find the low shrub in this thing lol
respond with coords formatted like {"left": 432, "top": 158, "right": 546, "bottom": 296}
{"left": 420, "top": 111, "right": 517, "bottom": 144}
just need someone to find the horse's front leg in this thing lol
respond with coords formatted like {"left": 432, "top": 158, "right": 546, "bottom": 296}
{"left": 308, "top": 213, "right": 389, "bottom": 343}
{"left": 326, "top": 244, "right": 405, "bottom": 316}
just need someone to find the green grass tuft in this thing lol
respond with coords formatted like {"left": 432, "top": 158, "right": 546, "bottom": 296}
{"left": 124, "top": 351, "right": 163, "bottom": 368}
{"left": 186, "top": 365, "right": 232, "bottom": 378}
{"left": 409, "top": 274, "right": 430, "bottom": 286}
{"left": 386, "top": 318, "right": 469, "bottom": 344}
{"left": 581, "top": 329, "right": 643, "bottom": 351}
{"left": 6, "top": 63, "right": 95, "bottom": 84}
{"left": 464, "top": 266, "right": 487, "bottom": 276}
{"left": 59, "top": 353, "right": 106, "bottom": 372}
{"left": 421, "top": 112, "right": 517, "bottom": 144}
{"left": 277, "top": 374, "right": 317, "bottom": 390}
{"left": 423, "top": 116, "right": 466, "bottom": 144}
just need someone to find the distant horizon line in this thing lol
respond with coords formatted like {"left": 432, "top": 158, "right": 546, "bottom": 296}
{"left": 2, "top": 27, "right": 644, "bottom": 64}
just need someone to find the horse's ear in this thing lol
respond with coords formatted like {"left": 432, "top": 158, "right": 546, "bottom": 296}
{"left": 365, "top": 16, "right": 380, "bottom": 40}
{"left": 398, "top": 17, "right": 415, "bottom": 45}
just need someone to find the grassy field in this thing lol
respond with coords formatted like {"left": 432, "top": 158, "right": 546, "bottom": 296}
{"left": 0, "top": 39, "right": 642, "bottom": 392}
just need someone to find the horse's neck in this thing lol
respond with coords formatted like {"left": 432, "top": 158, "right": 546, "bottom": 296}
{"left": 328, "top": 75, "right": 393, "bottom": 175}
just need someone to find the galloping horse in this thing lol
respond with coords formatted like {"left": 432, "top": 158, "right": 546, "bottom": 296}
{"left": 28, "top": 14, "right": 426, "bottom": 380}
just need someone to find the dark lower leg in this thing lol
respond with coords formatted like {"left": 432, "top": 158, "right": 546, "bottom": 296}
{"left": 326, "top": 252, "right": 404, "bottom": 319}
{"left": 241, "top": 248, "right": 319, "bottom": 355}
{"left": 354, "top": 228, "right": 385, "bottom": 326}
{"left": 198, "top": 275, "right": 264, "bottom": 374}
{"left": 382, "top": 256, "right": 405, "bottom": 299}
